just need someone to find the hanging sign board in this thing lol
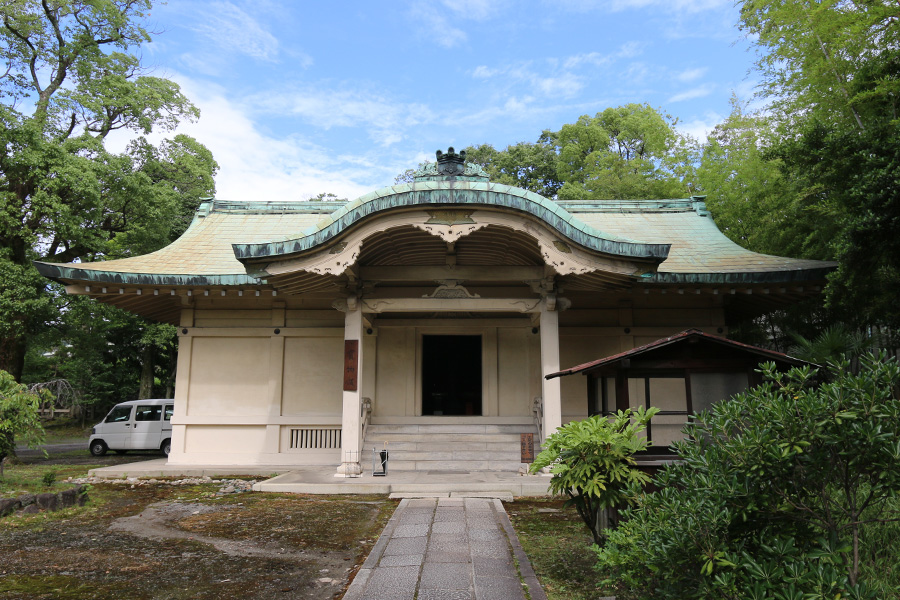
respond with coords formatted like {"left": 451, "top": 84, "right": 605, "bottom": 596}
{"left": 343, "top": 340, "right": 359, "bottom": 391}
{"left": 520, "top": 433, "right": 535, "bottom": 463}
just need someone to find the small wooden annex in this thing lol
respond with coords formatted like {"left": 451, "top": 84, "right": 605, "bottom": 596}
{"left": 35, "top": 149, "right": 835, "bottom": 474}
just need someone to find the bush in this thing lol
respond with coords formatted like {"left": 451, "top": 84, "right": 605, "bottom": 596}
{"left": 530, "top": 406, "right": 658, "bottom": 545}
{"left": 595, "top": 352, "right": 900, "bottom": 599}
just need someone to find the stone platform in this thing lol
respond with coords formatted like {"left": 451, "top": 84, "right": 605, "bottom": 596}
{"left": 87, "top": 460, "right": 552, "bottom": 496}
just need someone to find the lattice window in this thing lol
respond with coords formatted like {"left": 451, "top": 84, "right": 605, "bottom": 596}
{"left": 289, "top": 428, "right": 342, "bottom": 449}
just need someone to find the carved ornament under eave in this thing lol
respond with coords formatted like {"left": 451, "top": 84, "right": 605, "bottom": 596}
{"left": 425, "top": 210, "right": 476, "bottom": 226}
{"left": 413, "top": 221, "right": 488, "bottom": 244}
{"left": 423, "top": 280, "right": 481, "bottom": 299}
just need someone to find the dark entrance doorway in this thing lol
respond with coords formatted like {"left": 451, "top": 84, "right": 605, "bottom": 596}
{"left": 422, "top": 335, "right": 482, "bottom": 416}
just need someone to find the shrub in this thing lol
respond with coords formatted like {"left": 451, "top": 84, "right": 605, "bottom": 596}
{"left": 530, "top": 406, "right": 658, "bottom": 545}
{"left": 595, "top": 352, "right": 900, "bottom": 599}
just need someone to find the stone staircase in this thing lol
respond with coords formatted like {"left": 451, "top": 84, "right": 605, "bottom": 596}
{"left": 362, "top": 423, "right": 538, "bottom": 473}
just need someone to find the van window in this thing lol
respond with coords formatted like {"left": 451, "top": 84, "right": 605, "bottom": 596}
{"left": 135, "top": 405, "right": 162, "bottom": 422}
{"left": 105, "top": 406, "right": 132, "bottom": 423}
{"left": 164, "top": 405, "right": 174, "bottom": 421}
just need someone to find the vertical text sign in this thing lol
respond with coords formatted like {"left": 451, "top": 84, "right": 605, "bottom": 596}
{"left": 520, "top": 433, "right": 535, "bottom": 463}
{"left": 343, "top": 340, "right": 359, "bottom": 392}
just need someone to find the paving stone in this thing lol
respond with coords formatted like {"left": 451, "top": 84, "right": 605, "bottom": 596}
{"left": 470, "top": 538, "right": 510, "bottom": 557}
{"left": 417, "top": 590, "right": 475, "bottom": 600}
{"left": 384, "top": 536, "right": 428, "bottom": 556}
{"left": 378, "top": 554, "right": 424, "bottom": 567}
{"left": 408, "top": 498, "right": 439, "bottom": 508}
{"left": 393, "top": 523, "right": 431, "bottom": 538}
{"left": 419, "top": 562, "right": 471, "bottom": 590}
{"left": 472, "top": 556, "right": 516, "bottom": 578}
{"left": 428, "top": 533, "right": 468, "bottom": 551}
{"left": 431, "top": 520, "right": 467, "bottom": 534}
{"left": 425, "top": 549, "right": 472, "bottom": 563}
{"left": 401, "top": 510, "right": 437, "bottom": 524}
{"left": 469, "top": 528, "right": 503, "bottom": 541}
{"left": 360, "top": 566, "right": 420, "bottom": 600}
{"left": 474, "top": 575, "right": 527, "bottom": 599}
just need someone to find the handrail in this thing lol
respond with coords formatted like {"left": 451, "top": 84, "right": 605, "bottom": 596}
{"left": 532, "top": 396, "right": 543, "bottom": 443}
{"left": 360, "top": 397, "right": 373, "bottom": 444}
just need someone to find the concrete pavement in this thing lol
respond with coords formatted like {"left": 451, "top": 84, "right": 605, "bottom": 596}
{"left": 344, "top": 496, "right": 548, "bottom": 600}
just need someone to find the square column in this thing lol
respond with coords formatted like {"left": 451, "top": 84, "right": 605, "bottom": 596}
{"left": 540, "top": 300, "right": 562, "bottom": 441}
{"left": 336, "top": 304, "right": 364, "bottom": 477}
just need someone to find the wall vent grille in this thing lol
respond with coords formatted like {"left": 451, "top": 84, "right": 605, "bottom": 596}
{"left": 289, "top": 428, "right": 342, "bottom": 449}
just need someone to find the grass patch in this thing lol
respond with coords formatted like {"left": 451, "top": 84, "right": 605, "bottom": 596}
{"left": 0, "top": 575, "right": 132, "bottom": 600}
{"left": 41, "top": 418, "right": 91, "bottom": 443}
{"left": 507, "top": 498, "right": 610, "bottom": 600}
{"left": 0, "top": 463, "right": 97, "bottom": 498}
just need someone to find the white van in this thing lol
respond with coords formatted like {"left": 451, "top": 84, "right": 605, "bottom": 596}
{"left": 89, "top": 399, "right": 174, "bottom": 456}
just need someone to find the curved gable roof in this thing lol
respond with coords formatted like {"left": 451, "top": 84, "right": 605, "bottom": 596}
{"left": 231, "top": 180, "right": 671, "bottom": 264}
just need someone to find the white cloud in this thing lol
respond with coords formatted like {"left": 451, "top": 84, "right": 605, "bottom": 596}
{"left": 191, "top": 2, "right": 281, "bottom": 62}
{"left": 535, "top": 73, "right": 584, "bottom": 98}
{"left": 676, "top": 67, "right": 708, "bottom": 82}
{"left": 677, "top": 112, "right": 724, "bottom": 143}
{"left": 668, "top": 84, "right": 714, "bottom": 103}
{"left": 409, "top": 2, "right": 468, "bottom": 47}
{"left": 247, "top": 87, "right": 436, "bottom": 147}
{"left": 554, "top": 0, "right": 729, "bottom": 13}
{"left": 440, "top": 0, "right": 508, "bottom": 20}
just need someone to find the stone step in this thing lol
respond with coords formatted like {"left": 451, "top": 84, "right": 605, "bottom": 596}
{"left": 365, "top": 432, "right": 524, "bottom": 443}
{"left": 362, "top": 423, "right": 539, "bottom": 472}
{"left": 366, "top": 424, "right": 531, "bottom": 434}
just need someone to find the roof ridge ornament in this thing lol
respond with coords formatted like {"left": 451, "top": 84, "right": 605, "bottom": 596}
{"left": 436, "top": 147, "right": 466, "bottom": 175}
{"left": 412, "top": 147, "right": 489, "bottom": 180}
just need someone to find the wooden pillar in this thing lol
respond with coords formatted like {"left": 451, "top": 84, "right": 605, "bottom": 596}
{"left": 336, "top": 303, "right": 364, "bottom": 477}
{"left": 169, "top": 306, "right": 194, "bottom": 463}
{"left": 264, "top": 304, "right": 286, "bottom": 456}
{"left": 540, "top": 299, "right": 562, "bottom": 441}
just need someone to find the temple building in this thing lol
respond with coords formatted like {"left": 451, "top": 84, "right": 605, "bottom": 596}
{"left": 35, "top": 149, "right": 834, "bottom": 475}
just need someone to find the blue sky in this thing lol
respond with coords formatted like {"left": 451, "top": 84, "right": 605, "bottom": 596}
{"left": 118, "top": 0, "right": 760, "bottom": 202}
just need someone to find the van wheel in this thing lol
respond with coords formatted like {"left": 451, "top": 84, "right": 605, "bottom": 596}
{"left": 161, "top": 439, "right": 171, "bottom": 456}
{"left": 90, "top": 441, "right": 108, "bottom": 457}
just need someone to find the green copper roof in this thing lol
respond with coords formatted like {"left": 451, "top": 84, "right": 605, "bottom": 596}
{"left": 232, "top": 180, "right": 671, "bottom": 262}
{"left": 33, "top": 184, "right": 836, "bottom": 288}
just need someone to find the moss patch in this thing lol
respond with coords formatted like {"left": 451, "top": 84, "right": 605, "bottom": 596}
{"left": 507, "top": 498, "right": 610, "bottom": 600}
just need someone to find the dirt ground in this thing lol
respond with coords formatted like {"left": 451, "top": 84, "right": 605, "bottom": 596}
{"left": 1, "top": 446, "right": 397, "bottom": 600}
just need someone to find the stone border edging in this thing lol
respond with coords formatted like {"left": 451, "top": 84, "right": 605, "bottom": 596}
{"left": 0, "top": 485, "right": 89, "bottom": 518}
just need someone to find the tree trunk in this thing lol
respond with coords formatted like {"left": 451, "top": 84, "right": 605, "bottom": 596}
{"left": 138, "top": 345, "right": 154, "bottom": 399}
{"left": 0, "top": 334, "right": 27, "bottom": 382}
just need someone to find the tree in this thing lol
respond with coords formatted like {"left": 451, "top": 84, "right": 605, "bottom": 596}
{"left": 464, "top": 138, "right": 563, "bottom": 198}
{"left": 695, "top": 97, "right": 827, "bottom": 261}
{"left": 0, "top": 0, "right": 217, "bottom": 381}
{"left": 529, "top": 406, "right": 658, "bottom": 545}
{"left": 738, "top": 0, "right": 900, "bottom": 133}
{"left": 551, "top": 103, "right": 696, "bottom": 200}
{"left": 596, "top": 354, "right": 900, "bottom": 598}
{"left": 0, "top": 369, "right": 51, "bottom": 477}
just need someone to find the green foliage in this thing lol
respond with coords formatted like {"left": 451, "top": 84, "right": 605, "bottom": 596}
{"left": 40, "top": 469, "right": 56, "bottom": 487}
{"left": 788, "top": 323, "right": 872, "bottom": 366}
{"left": 738, "top": 0, "right": 900, "bottom": 133}
{"left": 551, "top": 103, "right": 696, "bottom": 200}
{"left": 463, "top": 138, "right": 563, "bottom": 199}
{"left": 530, "top": 407, "right": 659, "bottom": 545}
{"left": 595, "top": 353, "right": 900, "bottom": 598}
{"left": 0, "top": 0, "right": 216, "bottom": 386}
{"left": 0, "top": 369, "right": 50, "bottom": 477}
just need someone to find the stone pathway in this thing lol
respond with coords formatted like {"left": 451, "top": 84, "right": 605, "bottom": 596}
{"left": 343, "top": 497, "right": 547, "bottom": 600}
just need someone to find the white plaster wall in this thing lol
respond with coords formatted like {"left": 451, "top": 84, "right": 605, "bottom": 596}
{"left": 374, "top": 328, "right": 416, "bottom": 417}
{"left": 186, "top": 337, "right": 270, "bottom": 416}
{"left": 282, "top": 336, "right": 343, "bottom": 416}
{"left": 498, "top": 328, "right": 535, "bottom": 417}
